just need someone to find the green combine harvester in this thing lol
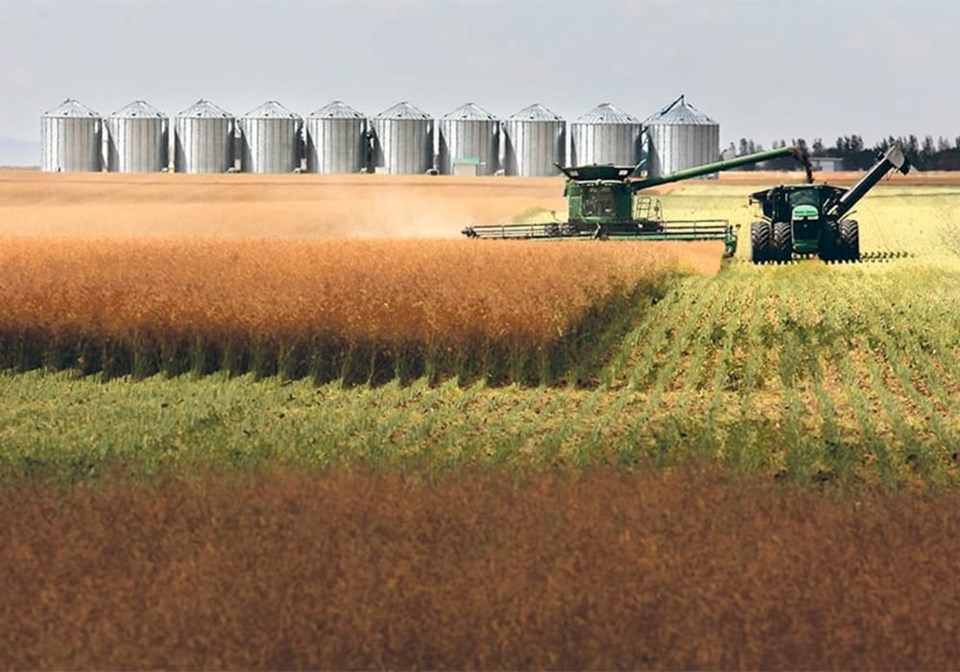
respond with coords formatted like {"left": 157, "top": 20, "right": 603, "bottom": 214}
{"left": 462, "top": 146, "right": 808, "bottom": 257}
{"left": 748, "top": 146, "right": 912, "bottom": 263}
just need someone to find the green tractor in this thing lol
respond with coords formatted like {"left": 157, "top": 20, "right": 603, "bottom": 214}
{"left": 749, "top": 146, "right": 911, "bottom": 263}
{"left": 463, "top": 146, "right": 809, "bottom": 257}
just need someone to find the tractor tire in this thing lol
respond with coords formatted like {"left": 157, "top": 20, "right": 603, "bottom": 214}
{"left": 772, "top": 221, "right": 792, "bottom": 263}
{"left": 750, "top": 221, "right": 772, "bottom": 263}
{"left": 819, "top": 222, "right": 840, "bottom": 262}
{"left": 839, "top": 219, "right": 860, "bottom": 261}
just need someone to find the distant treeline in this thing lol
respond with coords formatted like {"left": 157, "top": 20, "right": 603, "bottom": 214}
{"left": 729, "top": 135, "right": 960, "bottom": 171}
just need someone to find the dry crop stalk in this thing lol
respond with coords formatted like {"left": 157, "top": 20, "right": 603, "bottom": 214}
{"left": 0, "top": 238, "right": 722, "bottom": 383}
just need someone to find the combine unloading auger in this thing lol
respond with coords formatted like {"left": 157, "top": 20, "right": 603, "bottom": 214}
{"left": 462, "top": 146, "right": 810, "bottom": 257}
{"left": 748, "top": 146, "right": 912, "bottom": 263}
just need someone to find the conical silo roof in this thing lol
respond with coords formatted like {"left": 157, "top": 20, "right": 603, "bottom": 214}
{"left": 44, "top": 98, "right": 100, "bottom": 118}
{"left": 508, "top": 103, "right": 563, "bottom": 122}
{"left": 110, "top": 100, "right": 166, "bottom": 118}
{"left": 309, "top": 100, "right": 365, "bottom": 119}
{"left": 575, "top": 103, "right": 638, "bottom": 124}
{"left": 178, "top": 99, "right": 233, "bottom": 118}
{"left": 376, "top": 101, "right": 431, "bottom": 120}
{"left": 442, "top": 102, "right": 497, "bottom": 121}
{"left": 242, "top": 100, "right": 301, "bottom": 119}
{"left": 645, "top": 95, "right": 716, "bottom": 125}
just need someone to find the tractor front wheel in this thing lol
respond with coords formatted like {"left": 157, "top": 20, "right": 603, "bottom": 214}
{"left": 839, "top": 219, "right": 860, "bottom": 261}
{"left": 750, "top": 221, "right": 771, "bottom": 263}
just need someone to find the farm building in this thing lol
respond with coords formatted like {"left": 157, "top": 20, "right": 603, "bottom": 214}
{"left": 106, "top": 100, "right": 169, "bottom": 173}
{"left": 370, "top": 102, "right": 434, "bottom": 175}
{"left": 644, "top": 95, "right": 720, "bottom": 177}
{"left": 438, "top": 103, "right": 500, "bottom": 176}
{"left": 570, "top": 103, "right": 643, "bottom": 167}
{"left": 41, "top": 99, "right": 103, "bottom": 173}
{"left": 502, "top": 103, "right": 566, "bottom": 177}
{"left": 238, "top": 101, "right": 303, "bottom": 174}
{"left": 174, "top": 99, "right": 236, "bottom": 174}
{"left": 305, "top": 101, "right": 368, "bottom": 174}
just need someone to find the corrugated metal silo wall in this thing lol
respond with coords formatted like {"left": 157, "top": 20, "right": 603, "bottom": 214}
{"left": 438, "top": 119, "right": 499, "bottom": 175}
{"left": 305, "top": 118, "right": 367, "bottom": 173}
{"left": 175, "top": 117, "right": 235, "bottom": 173}
{"left": 570, "top": 123, "right": 642, "bottom": 166}
{"left": 371, "top": 118, "right": 433, "bottom": 174}
{"left": 646, "top": 123, "right": 720, "bottom": 176}
{"left": 501, "top": 120, "right": 565, "bottom": 176}
{"left": 41, "top": 117, "right": 102, "bottom": 172}
{"left": 106, "top": 118, "right": 169, "bottom": 172}
{"left": 239, "top": 118, "right": 302, "bottom": 173}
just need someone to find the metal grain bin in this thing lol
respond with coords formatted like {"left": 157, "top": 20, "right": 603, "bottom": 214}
{"left": 106, "top": 100, "right": 169, "bottom": 172}
{"left": 370, "top": 102, "right": 434, "bottom": 175}
{"left": 174, "top": 99, "right": 235, "bottom": 173}
{"left": 644, "top": 95, "right": 720, "bottom": 177}
{"left": 41, "top": 99, "right": 103, "bottom": 172}
{"left": 502, "top": 103, "right": 565, "bottom": 177}
{"left": 239, "top": 101, "right": 303, "bottom": 174}
{"left": 438, "top": 103, "right": 499, "bottom": 176}
{"left": 305, "top": 101, "right": 367, "bottom": 174}
{"left": 570, "top": 103, "right": 642, "bottom": 167}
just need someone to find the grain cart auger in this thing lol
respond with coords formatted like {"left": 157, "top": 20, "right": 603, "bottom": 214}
{"left": 461, "top": 146, "right": 809, "bottom": 257}
{"left": 748, "top": 146, "right": 912, "bottom": 263}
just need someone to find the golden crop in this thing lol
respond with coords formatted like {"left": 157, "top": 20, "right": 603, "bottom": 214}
{"left": 0, "top": 238, "right": 722, "bottom": 383}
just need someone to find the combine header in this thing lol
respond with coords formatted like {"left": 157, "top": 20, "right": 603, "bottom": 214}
{"left": 462, "top": 146, "right": 809, "bottom": 257}
{"left": 749, "top": 146, "right": 912, "bottom": 263}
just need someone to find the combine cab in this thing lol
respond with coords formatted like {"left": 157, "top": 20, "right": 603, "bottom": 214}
{"left": 463, "top": 146, "right": 810, "bottom": 257}
{"left": 749, "top": 146, "right": 912, "bottom": 263}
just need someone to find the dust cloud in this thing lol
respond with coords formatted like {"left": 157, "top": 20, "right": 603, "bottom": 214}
{"left": 0, "top": 172, "right": 566, "bottom": 239}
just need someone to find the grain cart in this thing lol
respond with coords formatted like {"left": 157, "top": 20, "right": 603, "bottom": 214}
{"left": 748, "top": 146, "right": 911, "bottom": 263}
{"left": 462, "top": 146, "right": 809, "bottom": 257}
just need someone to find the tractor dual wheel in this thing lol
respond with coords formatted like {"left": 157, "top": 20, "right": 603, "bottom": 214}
{"left": 839, "top": 219, "right": 860, "bottom": 261}
{"left": 750, "top": 221, "right": 772, "bottom": 263}
{"left": 772, "top": 221, "right": 793, "bottom": 263}
{"left": 818, "top": 222, "right": 840, "bottom": 262}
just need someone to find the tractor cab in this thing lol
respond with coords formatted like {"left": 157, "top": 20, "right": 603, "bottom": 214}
{"left": 560, "top": 164, "right": 638, "bottom": 228}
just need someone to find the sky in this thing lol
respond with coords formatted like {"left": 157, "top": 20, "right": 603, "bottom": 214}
{"left": 0, "top": 0, "right": 957, "bottom": 166}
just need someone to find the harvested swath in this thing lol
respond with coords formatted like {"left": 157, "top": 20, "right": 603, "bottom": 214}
{"left": 0, "top": 238, "right": 722, "bottom": 384}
